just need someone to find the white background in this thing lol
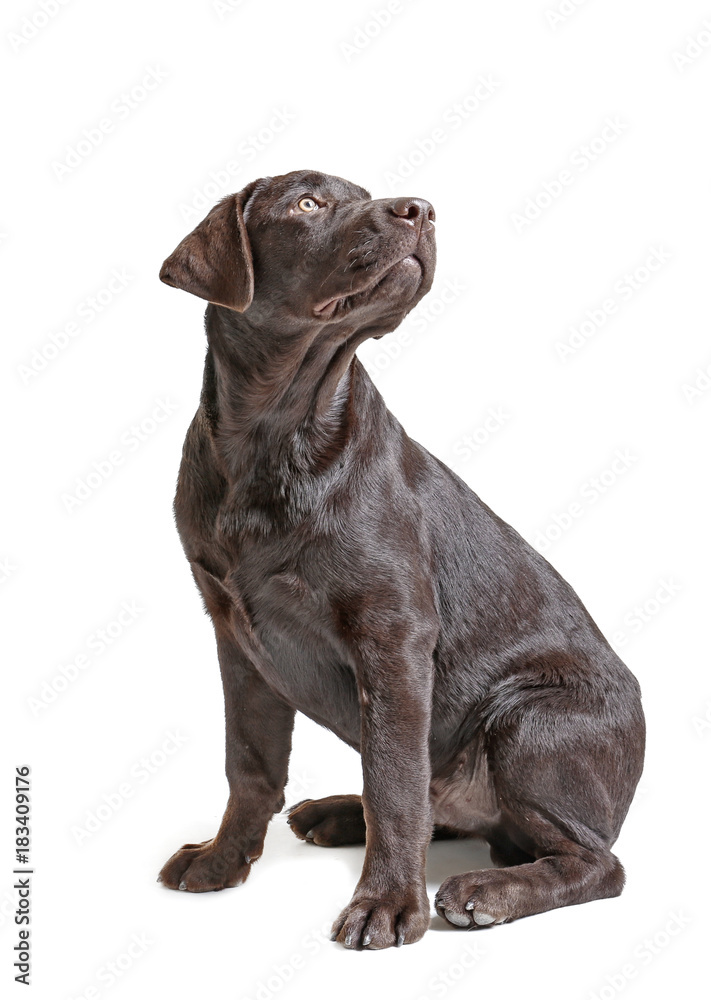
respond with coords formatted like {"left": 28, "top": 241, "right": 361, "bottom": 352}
{"left": 2, "top": 0, "right": 710, "bottom": 997}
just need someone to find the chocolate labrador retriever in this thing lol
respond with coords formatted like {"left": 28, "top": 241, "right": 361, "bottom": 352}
{"left": 157, "top": 169, "right": 645, "bottom": 950}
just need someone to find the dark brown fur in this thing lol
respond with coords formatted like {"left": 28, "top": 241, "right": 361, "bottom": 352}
{"left": 156, "top": 170, "right": 645, "bottom": 949}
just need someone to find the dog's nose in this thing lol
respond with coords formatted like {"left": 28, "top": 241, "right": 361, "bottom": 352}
{"left": 389, "top": 198, "right": 436, "bottom": 232}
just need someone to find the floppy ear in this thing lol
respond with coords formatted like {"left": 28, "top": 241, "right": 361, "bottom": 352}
{"left": 159, "top": 185, "right": 255, "bottom": 311}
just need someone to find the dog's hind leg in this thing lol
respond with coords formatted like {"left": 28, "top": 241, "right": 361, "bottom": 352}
{"left": 435, "top": 676, "right": 644, "bottom": 928}
{"left": 436, "top": 820, "right": 625, "bottom": 928}
{"left": 287, "top": 795, "right": 464, "bottom": 847}
{"left": 287, "top": 795, "right": 366, "bottom": 846}
{"left": 486, "top": 828, "right": 536, "bottom": 868}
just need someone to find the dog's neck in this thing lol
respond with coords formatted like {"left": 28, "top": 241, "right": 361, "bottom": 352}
{"left": 202, "top": 304, "right": 380, "bottom": 483}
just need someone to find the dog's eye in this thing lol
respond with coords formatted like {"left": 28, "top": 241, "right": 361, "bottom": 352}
{"left": 297, "top": 197, "right": 319, "bottom": 213}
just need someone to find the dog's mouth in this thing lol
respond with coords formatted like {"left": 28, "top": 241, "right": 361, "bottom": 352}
{"left": 313, "top": 254, "right": 422, "bottom": 320}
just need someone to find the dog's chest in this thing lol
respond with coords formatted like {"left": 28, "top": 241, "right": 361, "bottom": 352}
{"left": 231, "top": 554, "right": 362, "bottom": 745}
{"left": 181, "top": 452, "right": 362, "bottom": 743}
{"left": 250, "top": 568, "right": 335, "bottom": 655}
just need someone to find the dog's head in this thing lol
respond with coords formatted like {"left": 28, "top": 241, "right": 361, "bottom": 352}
{"left": 160, "top": 170, "right": 436, "bottom": 334}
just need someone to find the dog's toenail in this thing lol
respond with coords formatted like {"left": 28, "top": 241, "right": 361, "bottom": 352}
{"left": 362, "top": 933, "right": 372, "bottom": 947}
{"left": 330, "top": 930, "right": 338, "bottom": 941}
{"left": 465, "top": 900, "right": 474, "bottom": 910}
{"left": 178, "top": 881, "right": 187, "bottom": 891}
{"left": 444, "top": 908, "right": 471, "bottom": 927}
{"left": 396, "top": 930, "right": 405, "bottom": 947}
{"left": 305, "top": 829, "right": 315, "bottom": 840}
{"left": 156, "top": 875, "right": 163, "bottom": 883}
{"left": 344, "top": 933, "right": 353, "bottom": 947}
{"left": 473, "top": 911, "right": 497, "bottom": 925}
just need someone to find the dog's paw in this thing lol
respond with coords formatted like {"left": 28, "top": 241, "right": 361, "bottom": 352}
{"left": 435, "top": 870, "right": 515, "bottom": 928}
{"left": 158, "top": 837, "right": 257, "bottom": 892}
{"left": 286, "top": 794, "right": 366, "bottom": 847}
{"left": 330, "top": 888, "right": 430, "bottom": 950}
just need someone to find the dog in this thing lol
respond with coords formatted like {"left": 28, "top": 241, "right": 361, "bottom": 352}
{"left": 157, "top": 169, "right": 645, "bottom": 950}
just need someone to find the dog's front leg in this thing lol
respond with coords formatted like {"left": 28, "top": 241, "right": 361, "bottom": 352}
{"left": 331, "top": 647, "right": 433, "bottom": 950}
{"left": 159, "top": 634, "right": 295, "bottom": 892}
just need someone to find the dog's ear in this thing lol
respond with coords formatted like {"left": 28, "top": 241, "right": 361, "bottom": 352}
{"left": 159, "top": 184, "right": 256, "bottom": 311}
